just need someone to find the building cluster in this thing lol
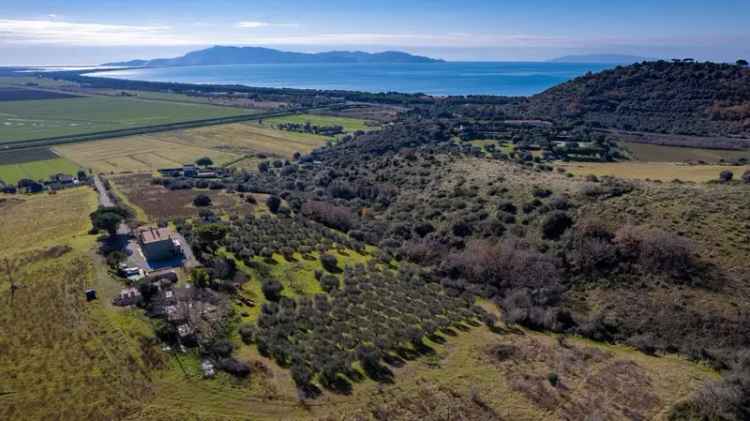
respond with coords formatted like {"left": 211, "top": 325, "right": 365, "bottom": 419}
{"left": 158, "top": 163, "right": 228, "bottom": 179}
{"left": 1, "top": 172, "right": 87, "bottom": 194}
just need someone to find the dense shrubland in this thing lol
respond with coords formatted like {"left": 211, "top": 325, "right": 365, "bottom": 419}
{"left": 519, "top": 60, "right": 750, "bottom": 136}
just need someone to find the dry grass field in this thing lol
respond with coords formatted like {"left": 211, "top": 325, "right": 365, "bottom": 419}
{"left": 624, "top": 141, "right": 750, "bottom": 163}
{"left": 160, "top": 122, "right": 328, "bottom": 157}
{"left": 54, "top": 137, "right": 241, "bottom": 174}
{"left": 0, "top": 188, "right": 97, "bottom": 258}
{"left": 560, "top": 161, "right": 750, "bottom": 182}
{"left": 109, "top": 173, "right": 254, "bottom": 221}
{"left": 54, "top": 122, "right": 329, "bottom": 174}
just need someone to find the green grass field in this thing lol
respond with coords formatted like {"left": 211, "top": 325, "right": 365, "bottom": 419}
{"left": 0, "top": 157, "right": 81, "bottom": 184}
{"left": 263, "top": 113, "right": 375, "bottom": 132}
{"left": 0, "top": 95, "right": 254, "bottom": 143}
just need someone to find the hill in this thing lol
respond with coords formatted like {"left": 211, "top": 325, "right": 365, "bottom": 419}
{"left": 104, "top": 46, "right": 444, "bottom": 67}
{"left": 519, "top": 60, "right": 750, "bottom": 137}
{"left": 548, "top": 54, "right": 650, "bottom": 64}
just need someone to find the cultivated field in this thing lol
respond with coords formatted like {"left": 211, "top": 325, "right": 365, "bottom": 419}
{"left": 263, "top": 113, "right": 376, "bottom": 132}
{"left": 0, "top": 148, "right": 82, "bottom": 184}
{"left": 54, "top": 136, "right": 241, "bottom": 174}
{"left": 625, "top": 141, "right": 750, "bottom": 163}
{"left": 138, "top": 122, "right": 329, "bottom": 158}
{"left": 561, "top": 161, "right": 750, "bottom": 182}
{"left": 0, "top": 95, "right": 253, "bottom": 143}
{"left": 55, "top": 122, "right": 329, "bottom": 174}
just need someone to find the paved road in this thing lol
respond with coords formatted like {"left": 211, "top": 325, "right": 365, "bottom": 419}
{"left": 93, "top": 175, "right": 115, "bottom": 207}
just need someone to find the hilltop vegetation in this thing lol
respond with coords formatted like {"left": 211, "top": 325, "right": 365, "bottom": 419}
{"left": 519, "top": 60, "right": 750, "bottom": 137}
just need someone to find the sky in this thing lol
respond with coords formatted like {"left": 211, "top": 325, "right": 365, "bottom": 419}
{"left": 1, "top": 0, "right": 749, "bottom": 65}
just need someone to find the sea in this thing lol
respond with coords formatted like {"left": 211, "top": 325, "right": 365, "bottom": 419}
{"left": 93, "top": 62, "right": 615, "bottom": 97}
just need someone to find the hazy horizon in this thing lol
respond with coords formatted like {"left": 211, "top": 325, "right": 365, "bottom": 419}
{"left": 1, "top": 0, "right": 749, "bottom": 66}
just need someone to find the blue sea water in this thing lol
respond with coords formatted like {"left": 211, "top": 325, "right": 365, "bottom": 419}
{"left": 94, "top": 62, "right": 614, "bottom": 97}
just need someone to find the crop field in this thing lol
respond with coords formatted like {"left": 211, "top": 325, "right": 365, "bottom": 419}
{"left": 54, "top": 136, "right": 241, "bottom": 174}
{"left": 561, "top": 161, "right": 750, "bottom": 182}
{"left": 0, "top": 95, "right": 253, "bottom": 143}
{"left": 0, "top": 147, "right": 82, "bottom": 184}
{"left": 0, "top": 87, "right": 81, "bottom": 102}
{"left": 624, "top": 141, "right": 750, "bottom": 163}
{"left": 263, "top": 113, "right": 376, "bottom": 132}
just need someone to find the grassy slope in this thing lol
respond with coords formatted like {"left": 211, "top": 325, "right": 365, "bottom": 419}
{"left": 0, "top": 96, "right": 252, "bottom": 142}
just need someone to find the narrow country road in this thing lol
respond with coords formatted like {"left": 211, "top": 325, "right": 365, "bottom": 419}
{"left": 93, "top": 175, "right": 115, "bottom": 207}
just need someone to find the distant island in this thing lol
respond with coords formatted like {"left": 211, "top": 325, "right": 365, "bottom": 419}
{"left": 548, "top": 54, "right": 650, "bottom": 64}
{"left": 104, "top": 46, "right": 444, "bottom": 67}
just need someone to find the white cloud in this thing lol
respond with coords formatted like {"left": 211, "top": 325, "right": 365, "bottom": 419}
{"left": 236, "top": 21, "right": 299, "bottom": 29}
{"left": 0, "top": 19, "right": 196, "bottom": 46}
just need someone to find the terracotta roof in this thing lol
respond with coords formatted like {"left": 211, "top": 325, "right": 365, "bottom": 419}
{"left": 140, "top": 227, "right": 173, "bottom": 244}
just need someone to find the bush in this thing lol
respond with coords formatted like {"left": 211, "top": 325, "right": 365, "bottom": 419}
{"left": 196, "top": 157, "right": 213, "bottom": 166}
{"left": 301, "top": 201, "right": 355, "bottom": 232}
{"left": 719, "top": 170, "right": 734, "bottom": 182}
{"left": 239, "top": 324, "right": 257, "bottom": 344}
{"left": 320, "top": 274, "right": 340, "bottom": 293}
{"left": 217, "top": 358, "right": 251, "bottom": 378}
{"left": 743, "top": 170, "right": 750, "bottom": 184}
{"left": 320, "top": 254, "right": 339, "bottom": 272}
{"left": 497, "top": 200, "right": 517, "bottom": 214}
{"left": 266, "top": 195, "right": 282, "bottom": 213}
{"left": 541, "top": 211, "right": 573, "bottom": 240}
{"left": 614, "top": 225, "right": 696, "bottom": 278}
{"left": 193, "top": 194, "right": 212, "bottom": 207}
{"left": 262, "top": 279, "right": 284, "bottom": 301}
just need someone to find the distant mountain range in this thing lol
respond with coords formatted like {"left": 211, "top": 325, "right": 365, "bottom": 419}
{"left": 104, "top": 46, "right": 444, "bottom": 67}
{"left": 548, "top": 54, "right": 651, "bottom": 64}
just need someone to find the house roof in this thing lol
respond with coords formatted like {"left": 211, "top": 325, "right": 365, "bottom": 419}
{"left": 139, "top": 227, "right": 173, "bottom": 244}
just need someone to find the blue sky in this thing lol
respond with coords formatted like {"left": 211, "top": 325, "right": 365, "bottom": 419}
{"left": 1, "top": 0, "right": 749, "bottom": 65}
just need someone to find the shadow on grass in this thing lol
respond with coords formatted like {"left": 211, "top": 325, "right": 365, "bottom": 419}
{"left": 361, "top": 362, "right": 394, "bottom": 384}
{"left": 321, "top": 375, "right": 353, "bottom": 395}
